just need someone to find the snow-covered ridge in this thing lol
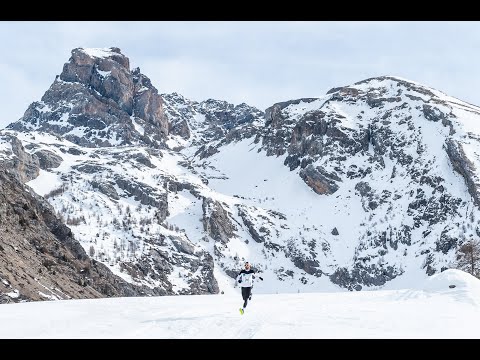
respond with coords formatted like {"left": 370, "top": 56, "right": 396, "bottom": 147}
{"left": 349, "top": 75, "right": 480, "bottom": 112}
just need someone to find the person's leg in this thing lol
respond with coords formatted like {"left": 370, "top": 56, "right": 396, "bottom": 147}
{"left": 243, "top": 287, "right": 252, "bottom": 308}
{"left": 241, "top": 287, "right": 248, "bottom": 308}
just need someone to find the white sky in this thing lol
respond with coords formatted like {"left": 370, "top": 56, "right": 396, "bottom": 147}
{"left": 1, "top": 21, "right": 480, "bottom": 129}
{"left": 1, "top": 269, "right": 480, "bottom": 338}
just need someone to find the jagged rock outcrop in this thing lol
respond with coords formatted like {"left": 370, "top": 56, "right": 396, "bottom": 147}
{"left": 194, "top": 145, "right": 219, "bottom": 160}
{"left": 34, "top": 149, "right": 63, "bottom": 170}
{"left": 169, "top": 235, "right": 195, "bottom": 255}
{"left": 299, "top": 165, "right": 340, "bottom": 195}
{"left": 0, "top": 134, "right": 40, "bottom": 183}
{"left": 262, "top": 98, "right": 318, "bottom": 157}
{"left": 169, "top": 119, "right": 190, "bottom": 139}
{"left": 445, "top": 139, "right": 480, "bottom": 207}
{"left": 202, "top": 198, "right": 237, "bottom": 244}
{"left": 237, "top": 206, "right": 266, "bottom": 243}
{"left": 90, "top": 180, "right": 120, "bottom": 201}
{"left": 115, "top": 177, "right": 169, "bottom": 221}
{"left": 330, "top": 264, "right": 399, "bottom": 291}
{"left": 177, "top": 250, "right": 219, "bottom": 294}
{"left": 7, "top": 47, "right": 169, "bottom": 148}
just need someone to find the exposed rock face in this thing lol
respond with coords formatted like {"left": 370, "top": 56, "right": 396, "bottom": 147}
{"left": 176, "top": 250, "right": 219, "bottom": 295}
{"left": 194, "top": 145, "right": 219, "bottom": 160}
{"left": 115, "top": 177, "right": 169, "bottom": 221}
{"left": 169, "top": 119, "right": 190, "bottom": 139}
{"left": 34, "top": 149, "right": 63, "bottom": 170}
{"left": 132, "top": 67, "right": 169, "bottom": 142}
{"left": 90, "top": 180, "right": 120, "bottom": 201}
{"left": 299, "top": 165, "right": 340, "bottom": 195}
{"left": 202, "top": 198, "right": 237, "bottom": 244}
{"left": 262, "top": 98, "right": 319, "bottom": 157}
{"left": 60, "top": 47, "right": 133, "bottom": 113}
{"left": 237, "top": 206, "right": 266, "bottom": 243}
{"left": 170, "top": 235, "right": 195, "bottom": 255}
{"left": 329, "top": 264, "right": 398, "bottom": 291}
{"left": 0, "top": 134, "right": 39, "bottom": 183}
{"left": 129, "top": 152, "right": 156, "bottom": 168}
{"left": 7, "top": 48, "right": 168, "bottom": 148}
{"left": 445, "top": 139, "right": 480, "bottom": 207}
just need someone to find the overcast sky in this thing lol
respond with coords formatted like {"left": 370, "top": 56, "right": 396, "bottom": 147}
{"left": 1, "top": 21, "right": 480, "bottom": 129}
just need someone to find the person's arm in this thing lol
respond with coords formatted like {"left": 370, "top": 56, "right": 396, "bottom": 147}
{"left": 253, "top": 271, "right": 263, "bottom": 281}
{"left": 234, "top": 271, "right": 241, "bottom": 287}
{"left": 236, "top": 270, "right": 244, "bottom": 283}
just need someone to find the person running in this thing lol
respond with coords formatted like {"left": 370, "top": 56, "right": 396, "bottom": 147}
{"left": 235, "top": 261, "right": 263, "bottom": 315}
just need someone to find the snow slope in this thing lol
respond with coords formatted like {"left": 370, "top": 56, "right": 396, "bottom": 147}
{"left": 0, "top": 269, "right": 478, "bottom": 339}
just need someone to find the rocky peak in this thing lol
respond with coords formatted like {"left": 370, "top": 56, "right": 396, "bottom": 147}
{"left": 61, "top": 47, "right": 131, "bottom": 81}
{"left": 259, "top": 74, "right": 456, "bottom": 163}
{"left": 6, "top": 45, "right": 263, "bottom": 151}
{"left": 8, "top": 47, "right": 168, "bottom": 148}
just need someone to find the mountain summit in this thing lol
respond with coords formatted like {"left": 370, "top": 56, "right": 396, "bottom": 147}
{"left": 8, "top": 47, "right": 169, "bottom": 148}
{"left": 2, "top": 48, "right": 480, "bottom": 303}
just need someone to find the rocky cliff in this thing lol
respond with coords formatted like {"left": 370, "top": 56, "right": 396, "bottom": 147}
{"left": 8, "top": 48, "right": 168, "bottom": 148}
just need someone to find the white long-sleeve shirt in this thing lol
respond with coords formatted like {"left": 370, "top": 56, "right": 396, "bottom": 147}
{"left": 236, "top": 269, "right": 256, "bottom": 287}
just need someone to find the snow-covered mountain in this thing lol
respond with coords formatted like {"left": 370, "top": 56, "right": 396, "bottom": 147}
{"left": 2, "top": 47, "right": 480, "bottom": 302}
